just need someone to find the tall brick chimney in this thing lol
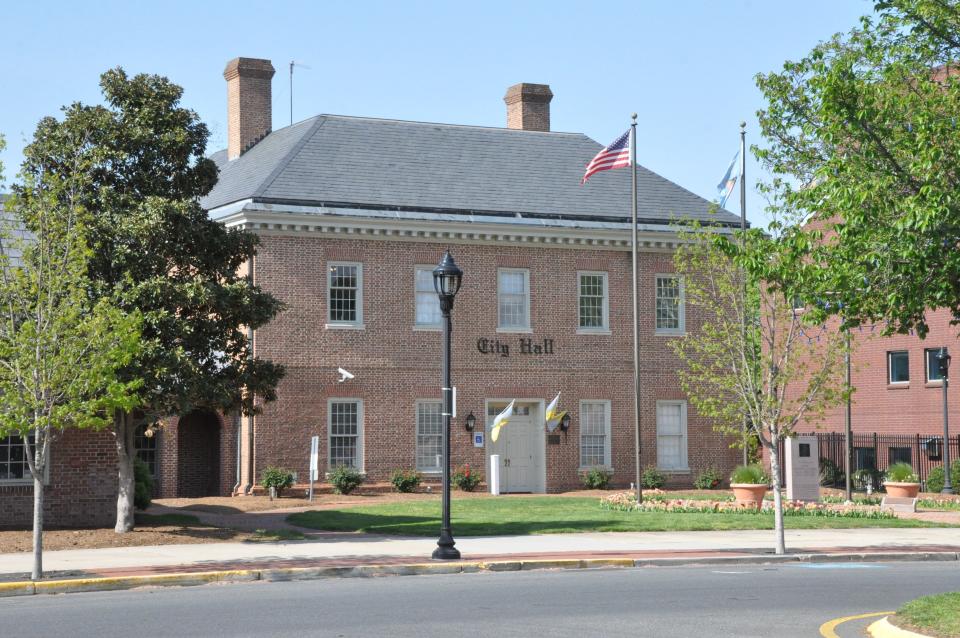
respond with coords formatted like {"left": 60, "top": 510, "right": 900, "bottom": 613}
{"left": 504, "top": 83, "right": 553, "bottom": 132}
{"left": 224, "top": 57, "right": 275, "bottom": 160}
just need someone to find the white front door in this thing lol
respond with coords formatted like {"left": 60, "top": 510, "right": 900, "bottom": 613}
{"left": 487, "top": 402, "right": 539, "bottom": 493}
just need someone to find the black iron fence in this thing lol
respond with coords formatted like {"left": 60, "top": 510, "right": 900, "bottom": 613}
{"left": 777, "top": 432, "right": 960, "bottom": 491}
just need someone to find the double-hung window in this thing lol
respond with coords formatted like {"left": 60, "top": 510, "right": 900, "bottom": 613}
{"left": 135, "top": 424, "right": 159, "bottom": 479}
{"left": 414, "top": 267, "right": 441, "bottom": 328}
{"left": 0, "top": 435, "right": 32, "bottom": 483}
{"left": 888, "top": 351, "right": 909, "bottom": 384}
{"left": 579, "top": 401, "right": 611, "bottom": 468}
{"left": 578, "top": 272, "right": 608, "bottom": 332}
{"left": 656, "top": 401, "right": 688, "bottom": 470}
{"left": 328, "top": 400, "right": 363, "bottom": 470}
{"left": 926, "top": 348, "right": 948, "bottom": 382}
{"left": 498, "top": 268, "right": 530, "bottom": 331}
{"left": 415, "top": 401, "right": 443, "bottom": 472}
{"left": 327, "top": 262, "right": 363, "bottom": 327}
{"left": 655, "top": 275, "right": 684, "bottom": 334}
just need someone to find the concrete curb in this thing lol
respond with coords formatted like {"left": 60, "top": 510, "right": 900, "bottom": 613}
{"left": 868, "top": 617, "right": 931, "bottom": 638}
{"left": 3, "top": 551, "right": 958, "bottom": 597}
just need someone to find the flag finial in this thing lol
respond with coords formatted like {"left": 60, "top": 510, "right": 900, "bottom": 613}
{"left": 631, "top": 112, "right": 638, "bottom": 121}
{"left": 740, "top": 121, "right": 746, "bottom": 130}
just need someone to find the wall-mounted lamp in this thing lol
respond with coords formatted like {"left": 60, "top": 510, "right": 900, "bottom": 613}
{"left": 559, "top": 413, "right": 571, "bottom": 432}
{"left": 464, "top": 411, "right": 476, "bottom": 432}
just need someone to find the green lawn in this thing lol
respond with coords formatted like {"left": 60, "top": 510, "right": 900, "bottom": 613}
{"left": 287, "top": 496, "right": 944, "bottom": 536}
{"left": 897, "top": 592, "right": 960, "bottom": 637}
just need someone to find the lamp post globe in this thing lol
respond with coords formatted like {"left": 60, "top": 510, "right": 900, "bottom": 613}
{"left": 938, "top": 348, "right": 953, "bottom": 495}
{"left": 432, "top": 250, "right": 462, "bottom": 560}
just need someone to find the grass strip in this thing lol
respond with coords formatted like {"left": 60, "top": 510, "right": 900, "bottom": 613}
{"left": 896, "top": 591, "right": 960, "bottom": 637}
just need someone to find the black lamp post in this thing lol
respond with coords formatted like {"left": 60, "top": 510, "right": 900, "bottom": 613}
{"left": 938, "top": 347, "right": 953, "bottom": 495}
{"left": 432, "top": 250, "right": 463, "bottom": 560}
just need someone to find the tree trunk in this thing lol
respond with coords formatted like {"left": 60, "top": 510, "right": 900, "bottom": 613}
{"left": 32, "top": 473, "right": 43, "bottom": 581}
{"left": 114, "top": 411, "right": 136, "bottom": 533}
{"left": 768, "top": 441, "right": 786, "bottom": 555}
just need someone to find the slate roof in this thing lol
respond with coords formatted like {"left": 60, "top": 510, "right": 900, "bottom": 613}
{"left": 202, "top": 115, "right": 739, "bottom": 226}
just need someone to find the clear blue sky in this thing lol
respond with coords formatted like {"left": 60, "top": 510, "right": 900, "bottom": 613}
{"left": 0, "top": 0, "right": 871, "bottom": 227}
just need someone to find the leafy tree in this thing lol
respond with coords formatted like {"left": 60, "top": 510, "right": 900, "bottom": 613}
{"left": 672, "top": 220, "right": 848, "bottom": 554}
{"left": 755, "top": 0, "right": 960, "bottom": 335}
{"left": 0, "top": 152, "right": 142, "bottom": 579}
{"left": 16, "top": 69, "right": 284, "bottom": 533}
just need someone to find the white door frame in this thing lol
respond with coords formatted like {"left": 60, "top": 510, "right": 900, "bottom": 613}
{"left": 484, "top": 397, "right": 546, "bottom": 494}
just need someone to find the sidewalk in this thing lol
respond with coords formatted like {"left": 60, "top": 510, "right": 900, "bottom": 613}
{"left": 2, "top": 526, "right": 960, "bottom": 594}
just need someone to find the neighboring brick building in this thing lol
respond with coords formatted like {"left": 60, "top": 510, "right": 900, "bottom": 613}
{"left": 0, "top": 56, "right": 743, "bottom": 527}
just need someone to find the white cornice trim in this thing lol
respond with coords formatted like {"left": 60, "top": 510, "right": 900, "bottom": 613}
{"left": 211, "top": 202, "right": 730, "bottom": 251}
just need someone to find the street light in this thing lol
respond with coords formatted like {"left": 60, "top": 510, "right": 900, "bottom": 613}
{"left": 937, "top": 347, "right": 953, "bottom": 495}
{"left": 432, "top": 250, "right": 463, "bottom": 560}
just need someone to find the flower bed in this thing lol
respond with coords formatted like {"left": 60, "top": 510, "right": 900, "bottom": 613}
{"left": 600, "top": 491, "right": 897, "bottom": 519}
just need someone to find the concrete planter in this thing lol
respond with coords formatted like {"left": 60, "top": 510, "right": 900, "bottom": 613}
{"left": 730, "top": 484, "right": 768, "bottom": 510}
{"left": 884, "top": 482, "right": 920, "bottom": 498}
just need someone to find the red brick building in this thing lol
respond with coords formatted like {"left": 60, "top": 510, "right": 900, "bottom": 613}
{"left": 0, "top": 56, "right": 743, "bottom": 526}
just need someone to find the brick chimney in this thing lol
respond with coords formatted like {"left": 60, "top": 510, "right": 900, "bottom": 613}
{"left": 224, "top": 57, "right": 275, "bottom": 160}
{"left": 504, "top": 83, "right": 553, "bottom": 132}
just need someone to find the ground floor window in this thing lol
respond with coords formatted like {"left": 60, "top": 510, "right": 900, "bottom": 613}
{"left": 329, "top": 399, "right": 363, "bottom": 470}
{"left": 656, "top": 401, "right": 688, "bottom": 470}
{"left": 0, "top": 435, "right": 31, "bottom": 482}
{"left": 854, "top": 447, "right": 877, "bottom": 470}
{"left": 416, "top": 401, "right": 442, "bottom": 472}
{"left": 888, "top": 446, "right": 912, "bottom": 466}
{"left": 579, "top": 401, "right": 611, "bottom": 468}
{"left": 135, "top": 424, "right": 158, "bottom": 479}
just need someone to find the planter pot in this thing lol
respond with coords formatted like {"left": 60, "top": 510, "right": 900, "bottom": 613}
{"left": 731, "top": 484, "right": 768, "bottom": 510}
{"left": 884, "top": 482, "right": 920, "bottom": 498}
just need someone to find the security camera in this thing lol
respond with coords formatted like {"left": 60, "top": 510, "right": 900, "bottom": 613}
{"left": 337, "top": 368, "right": 355, "bottom": 383}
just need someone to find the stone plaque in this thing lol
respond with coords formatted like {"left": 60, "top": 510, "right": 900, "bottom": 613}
{"left": 785, "top": 435, "right": 820, "bottom": 502}
{"left": 547, "top": 434, "right": 561, "bottom": 445}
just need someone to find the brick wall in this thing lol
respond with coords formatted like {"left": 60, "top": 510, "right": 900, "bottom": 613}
{"left": 249, "top": 234, "right": 739, "bottom": 490}
{"left": 0, "top": 428, "right": 117, "bottom": 529}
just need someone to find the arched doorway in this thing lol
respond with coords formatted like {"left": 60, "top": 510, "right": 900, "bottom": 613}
{"left": 177, "top": 410, "right": 221, "bottom": 497}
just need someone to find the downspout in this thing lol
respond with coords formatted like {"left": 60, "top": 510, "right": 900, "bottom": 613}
{"left": 245, "top": 253, "right": 256, "bottom": 494}
{"left": 232, "top": 412, "right": 241, "bottom": 494}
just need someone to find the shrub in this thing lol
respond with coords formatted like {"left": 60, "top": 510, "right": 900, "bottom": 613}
{"left": 693, "top": 467, "right": 724, "bottom": 490}
{"left": 819, "top": 458, "right": 845, "bottom": 487}
{"left": 580, "top": 468, "right": 612, "bottom": 490}
{"left": 642, "top": 465, "right": 666, "bottom": 489}
{"left": 390, "top": 469, "right": 421, "bottom": 493}
{"left": 886, "top": 461, "right": 919, "bottom": 483}
{"left": 730, "top": 464, "right": 768, "bottom": 485}
{"left": 329, "top": 465, "right": 364, "bottom": 495}
{"left": 261, "top": 466, "right": 295, "bottom": 497}
{"left": 924, "top": 464, "right": 960, "bottom": 493}
{"left": 451, "top": 464, "right": 482, "bottom": 491}
{"left": 133, "top": 457, "right": 153, "bottom": 511}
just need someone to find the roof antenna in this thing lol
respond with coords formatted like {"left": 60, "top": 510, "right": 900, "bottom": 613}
{"left": 289, "top": 60, "right": 311, "bottom": 126}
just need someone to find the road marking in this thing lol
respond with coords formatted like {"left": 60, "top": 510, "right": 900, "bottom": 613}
{"left": 819, "top": 612, "right": 894, "bottom": 638}
{"left": 795, "top": 563, "right": 888, "bottom": 569}
{"left": 711, "top": 570, "right": 752, "bottom": 574}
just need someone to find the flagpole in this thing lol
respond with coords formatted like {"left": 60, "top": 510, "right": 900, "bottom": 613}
{"left": 631, "top": 113, "right": 642, "bottom": 505}
{"left": 739, "top": 121, "right": 748, "bottom": 466}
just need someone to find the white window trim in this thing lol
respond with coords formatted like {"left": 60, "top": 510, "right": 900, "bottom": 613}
{"left": 925, "top": 348, "right": 947, "bottom": 384}
{"left": 578, "top": 399, "right": 612, "bottom": 470}
{"left": 327, "top": 398, "right": 364, "bottom": 472}
{"left": 326, "top": 261, "right": 364, "bottom": 329}
{"left": 887, "top": 350, "right": 909, "bottom": 384}
{"left": 0, "top": 435, "right": 50, "bottom": 486}
{"left": 413, "top": 266, "right": 442, "bottom": 330}
{"left": 655, "top": 274, "right": 685, "bottom": 336}
{"left": 656, "top": 400, "right": 689, "bottom": 471}
{"left": 497, "top": 268, "right": 531, "bottom": 332}
{"left": 414, "top": 399, "right": 443, "bottom": 474}
{"left": 576, "top": 271, "right": 610, "bottom": 334}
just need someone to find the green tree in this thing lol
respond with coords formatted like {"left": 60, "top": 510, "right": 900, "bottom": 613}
{"left": 672, "top": 220, "right": 848, "bottom": 554}
{"left": 0, "top": 153, "right": 142, "bottom": 579}
{"left": 16, "top": 69, "right": 284, "bottom": 533}
{"left": 755, "top": 0, "right": 960, "bottom": 335}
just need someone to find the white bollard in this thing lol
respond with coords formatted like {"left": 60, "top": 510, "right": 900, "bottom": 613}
{"left": 489, "top": 454, "right": 500, "bottom": 496}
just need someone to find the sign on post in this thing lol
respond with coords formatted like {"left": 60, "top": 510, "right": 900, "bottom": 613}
{"left": 309, "top": 435, "right": 319, "bottom": 501}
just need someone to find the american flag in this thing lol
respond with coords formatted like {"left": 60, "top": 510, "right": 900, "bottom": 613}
{"left": 582, "top": 129, "right": 632, "bottom": 184}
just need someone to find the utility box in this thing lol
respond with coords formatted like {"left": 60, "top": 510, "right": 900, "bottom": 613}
{"left": 785, "top": 435, "right": 820, "bottom": 502}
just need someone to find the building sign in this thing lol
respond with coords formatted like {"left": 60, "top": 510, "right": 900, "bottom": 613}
{"left": 477, "top": 337, "right": 556, "bottom": 357}
{"left": 473, "top": 432, "right": 485, "bottom": 448}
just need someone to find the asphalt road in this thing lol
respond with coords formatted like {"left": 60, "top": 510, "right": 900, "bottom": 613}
{"left": 2, "top": 562, "right": 959, "bottom": 637}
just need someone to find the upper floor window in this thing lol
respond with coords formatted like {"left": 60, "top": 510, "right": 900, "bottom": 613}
{"left": 327, "top": 262, "right": 363, "bottom": 327}
{"left": 414, "top": 267, "right": 441, "bottom": 328}
{"left": 655, "top": 275, "right": 684, "bottom": 334}
{"left": 498, "top": 268, "right": 530, "bottom": 331}
{"left": 578, "top": 272, "right": 609, "bottom": 332}
{"left": 888, "top": 351, "right": 909, "bottom": 384}
{"left": 926, "top": 348, "right": 948, "bottom": 382}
